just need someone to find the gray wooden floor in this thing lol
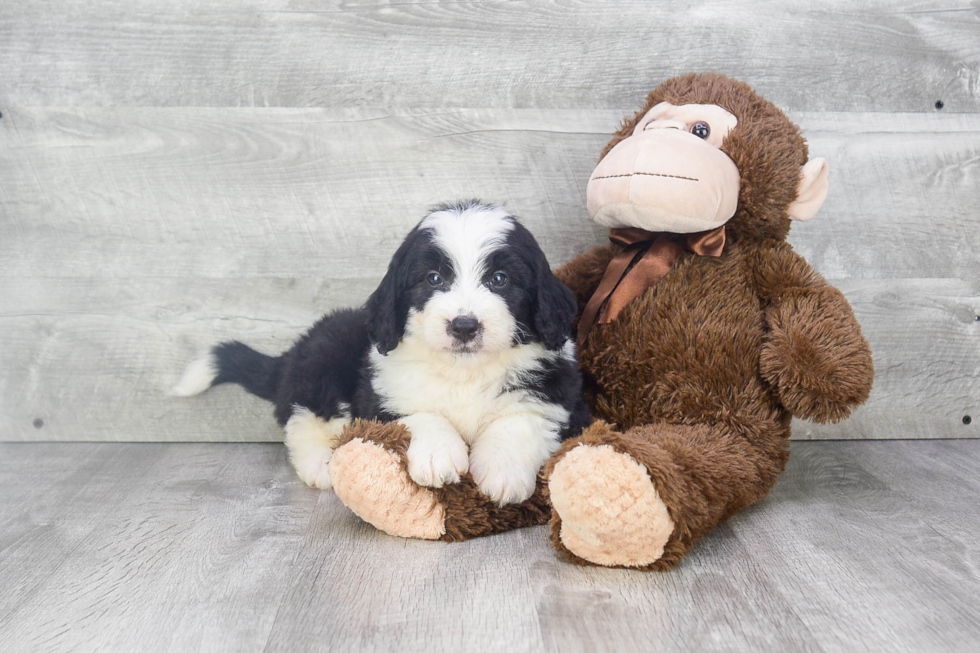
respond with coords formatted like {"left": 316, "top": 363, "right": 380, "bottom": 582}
{"left": 1, "top": 440, "right": 978, "bottom": 653}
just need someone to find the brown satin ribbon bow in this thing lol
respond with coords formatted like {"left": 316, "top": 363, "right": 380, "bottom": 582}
{"left": 576, "top": 225, "right": 727, "bottom": 346}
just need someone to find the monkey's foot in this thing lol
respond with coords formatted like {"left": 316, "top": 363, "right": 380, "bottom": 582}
{"left": 330, "top": 437, "right": 446, "bottom": 540}
{"left": 548, "top": 444, "right": 674, "bottom": 568}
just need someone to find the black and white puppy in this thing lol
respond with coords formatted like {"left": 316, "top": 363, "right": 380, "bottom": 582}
{"left": 174, "top": 201, "right": 590, "bottom": 505}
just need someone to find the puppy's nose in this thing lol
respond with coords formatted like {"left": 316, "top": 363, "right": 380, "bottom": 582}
{"left": 449, "top": 315, "right": 481, "bottom": 343}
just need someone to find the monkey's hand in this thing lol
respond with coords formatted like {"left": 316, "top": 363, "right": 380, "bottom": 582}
{"left": 760, "top": 285, "right": 874, "bottom": 423}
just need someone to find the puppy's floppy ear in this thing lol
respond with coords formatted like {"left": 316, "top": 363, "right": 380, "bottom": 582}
{"left": 365, "top": 234, "right": 413, "bottom": 356}
{"left": 533, "top": 256, "right": 578, "bottom": 351}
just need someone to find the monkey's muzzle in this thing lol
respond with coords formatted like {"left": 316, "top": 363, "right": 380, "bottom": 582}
{"left": 587, "top": 129, "right": 741, "bottom": 234}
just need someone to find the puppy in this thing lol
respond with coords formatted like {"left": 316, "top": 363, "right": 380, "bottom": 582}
{"left": 174, "top": 201, "right": 590, "bottom": 505}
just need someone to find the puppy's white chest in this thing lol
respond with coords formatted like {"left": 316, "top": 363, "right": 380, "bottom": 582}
{"left": 369, "top": 346, "right": 541, "bottom": 442}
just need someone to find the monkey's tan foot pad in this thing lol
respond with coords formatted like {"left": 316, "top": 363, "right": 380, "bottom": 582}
{"left": 549, "top": 444, "right": 675, "bottom": 568}
{"left": 330, "top": 438, "right": 446, "bottom": 540}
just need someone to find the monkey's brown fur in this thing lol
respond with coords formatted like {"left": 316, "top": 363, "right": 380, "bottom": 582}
{"left": 332, "top": 73, "right": 874, "bottom": 570}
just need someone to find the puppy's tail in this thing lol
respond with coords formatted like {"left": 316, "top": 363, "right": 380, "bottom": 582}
{"left": 172, "top": 341, "right": 282, "bottom": 402}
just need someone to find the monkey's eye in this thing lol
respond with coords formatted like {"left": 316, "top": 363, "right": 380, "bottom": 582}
{"left": 427, "top": 272, "right": 445, "bottom": 287}
{"left": 691, "top": 122, "right": 711, "bottom": 139}
{"left": 487, "top": 271, "right": 508, "bottom": 288}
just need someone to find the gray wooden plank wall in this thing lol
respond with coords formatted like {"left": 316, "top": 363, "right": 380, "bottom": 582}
{"left": 1, "top": 1, "right": 978, "bottom": 441}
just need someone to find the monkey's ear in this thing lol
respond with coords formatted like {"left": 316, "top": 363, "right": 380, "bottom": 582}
{"left": 787, "top": 157, "right": 829, "bottom": 221}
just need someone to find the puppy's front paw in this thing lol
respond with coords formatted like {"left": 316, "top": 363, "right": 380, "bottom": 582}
{"left": 402, "top": 415, "right": 469, "bottom": 488}
{"left": 407, "top": 436, "right": 468, "bottom": 488}
{"left": 470, "top": 449, "right": 537, "bottom": 506}
{"left": 294, "top": 448, "right": 334, "bottom": 490}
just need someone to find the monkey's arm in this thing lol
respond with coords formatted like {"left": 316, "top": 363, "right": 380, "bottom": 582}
{"left": 752, "top": 243, "right": 874, "bottom": 423}
{"left": 553, "top": 244, "right": 618, "bottom": 319}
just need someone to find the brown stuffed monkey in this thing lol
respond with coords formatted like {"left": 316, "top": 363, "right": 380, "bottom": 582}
{"left": 327, "top": 73, "right": 874, "bottom": 570}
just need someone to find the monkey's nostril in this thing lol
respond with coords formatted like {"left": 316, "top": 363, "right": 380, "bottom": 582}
{"left": 448, "top": 315, "right": 482, "bottom": 343}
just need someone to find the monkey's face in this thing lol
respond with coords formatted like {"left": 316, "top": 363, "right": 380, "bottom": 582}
{"left": 587, "top": 101, "right": 741, "bottom": 234}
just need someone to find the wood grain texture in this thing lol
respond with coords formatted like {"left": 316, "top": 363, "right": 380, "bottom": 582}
{"left": 1, "top": 107, "right": 977, "bottom": 441}
{"left": 0, "top": 443, "right": 318, "bottom": 653}
{"left": 2, "top": 108, "right": 978, "bottom": 279}
{"left": 727, "top": 439, "right": 980, "bottom": 653}
{"left": 1, "top": 0, "right": 979, "bottom": 112}
{"left": 1, "top": 440, "right": 978, "bottom": 652}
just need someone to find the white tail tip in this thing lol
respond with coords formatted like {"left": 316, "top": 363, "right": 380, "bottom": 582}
{"left": 171, "top": 353, "right": 218, "bottom": 397}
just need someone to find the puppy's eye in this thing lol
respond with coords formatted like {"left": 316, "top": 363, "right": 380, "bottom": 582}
{"left": 427, "top": 272, "right": 444, "bottom": 287}
{"left": 691, "top": 122, "right": 710, "bottom": 139}
{"left": 488, "top": 271, "right": 508, "bottom": 288}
